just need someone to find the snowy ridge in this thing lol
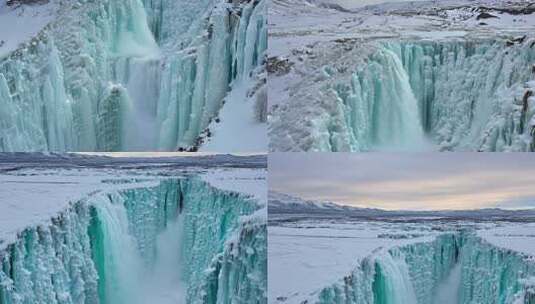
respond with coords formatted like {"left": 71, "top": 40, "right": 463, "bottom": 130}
{"left": 269, "top": 191, "right": 379, "bottom": 214}
{"left": 269, "top": 191, "right": 535, "bottom": 220}
{"left": 0, "top": 152, "right": 267, "bottom": 170}
{"left": 0, "top": 0, "right": 59, "bottom": 59}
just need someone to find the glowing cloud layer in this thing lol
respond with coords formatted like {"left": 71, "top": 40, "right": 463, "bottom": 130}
{"left": 269, "top": 153, "right": 535, "bottom": 210}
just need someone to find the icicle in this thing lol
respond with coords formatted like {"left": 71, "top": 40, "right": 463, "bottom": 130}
{"left": 96, "top": 84, "right": 131, "bottom": 151}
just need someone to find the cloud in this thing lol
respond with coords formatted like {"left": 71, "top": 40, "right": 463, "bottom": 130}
{"left": 269, "top": 153, "right": 535, "bottom": 210}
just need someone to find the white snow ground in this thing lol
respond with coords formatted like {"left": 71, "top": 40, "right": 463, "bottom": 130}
{"left": 478, "top": 223, "right": 535, "bottom": 258}
{"left": 0, "top": 169, "right": 157, "bottom": 250}
{"left": 200, "top": 77, "right": 268, "bottom": 153}
{"left": 201, "top": 167, "right": 267, "bottom": 205}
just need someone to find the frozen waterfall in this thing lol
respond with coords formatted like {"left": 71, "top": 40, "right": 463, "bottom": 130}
{"left": 270, "top": 38, "right": 535, "bottom": 152}
{"left": 0, "top": 178, "right": 267, "bottom": 304}
{"left": 0, "top": 0, "right": 267, "bottom": 152}
{"left": 338, "top": 45, "right": 427, "bottom": 151}
{"left": 338, "top": 39, "right": 535, "bottom": 152}
{"left": 316, "top": 233, "right": 535, "bottom": 304}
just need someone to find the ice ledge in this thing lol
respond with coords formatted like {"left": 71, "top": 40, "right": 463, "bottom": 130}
{"left": 0, "top": 154, "right": 267, "bottom": 251}
{"left": 0, "top": 169, "right": 160, "bottom": 251}
{"left": 200, "top": 168, "right": 267, "bottom": 207}
{"left": 478, "top": 223, "right": 535, "bottom": 259}
{"left": 268, "top": 221, "right": 437, "bottom": 304}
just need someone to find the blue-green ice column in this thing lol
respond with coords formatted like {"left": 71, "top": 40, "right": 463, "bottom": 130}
{"left": 0, "top": 203, "right": 100, "bottom": 304}
{"left": 200, "top": 215, "right": 267, "bottom": 304}
{"left": 0, "top": 0, "right": 158, "bottom": 152}
{"left": 396, "top": 40, "right": 535, "bottom": 151}
{"left": 156, "top": 0, "right": 267, "bottom": 150}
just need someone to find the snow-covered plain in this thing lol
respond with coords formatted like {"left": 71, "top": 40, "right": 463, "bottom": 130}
{"left": 268, "top": 0, "right": 535, "bottom": 152}
{"left": 0, "top": 169, "right": 159, "bottom": 250}
{"left": 478, "top": 223, "right": 535, "bottom": 258}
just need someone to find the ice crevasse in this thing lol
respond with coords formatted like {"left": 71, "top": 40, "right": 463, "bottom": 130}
{"left": 316, "top": 232, "right": 535, "bottom": 304}
{"left": 0, "top": 0, "right": 267, "bottom": 151}
{"left": 0, "top": 178, "right": 267, "bottom": 303}
{"left": 269, "top": 38, "right": 535, "bottom": 152}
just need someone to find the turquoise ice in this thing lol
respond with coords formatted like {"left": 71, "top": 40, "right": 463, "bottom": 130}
{"left": 270, "top": 38, "right": 535, "bottom": 152}
{"left": 317, "top": 233, "right": 535, "bottom": 304}
{"left": 0, "top": 178, "right": 267, "bottom": 304}
{"left": 0, "top": 0, "right": 267, "bottom": 151}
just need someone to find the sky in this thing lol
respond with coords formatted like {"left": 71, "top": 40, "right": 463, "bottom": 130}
{"left": 269, "top": 153, "right": 535, "bottom": 211}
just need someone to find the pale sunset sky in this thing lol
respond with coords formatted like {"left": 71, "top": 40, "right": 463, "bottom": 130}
{"left": 269, "top": 153, "right": 535, "bottom": 211}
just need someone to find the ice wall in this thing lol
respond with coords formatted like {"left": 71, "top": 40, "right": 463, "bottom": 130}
{"left": 315, "top": 233, "right": 535, "bottom": 304}
{"left": 0, "top": 0, "right": 267, "bottom": 152}
{"left": 334, "top": 45, "right": 426, "bottom": 151}
{"left": 395, "top": 40, "right": 535, "bottom": 152}
{"left": 0, "top": 178, "right": 266, "bottom": 304}
{"left": 458, "top": 234, "right": 535, "bottom": 304}
{"left": 199, "top": 213, "right": 267, "bottom": 303}
{"left": 334, "top": 39, "right": 535, "bottom": 151}
{"left": 272, "top": 37, "right": 535, "bottom": 152}
{"left": 156, "top": 0, "right": 267, "bottom": 150}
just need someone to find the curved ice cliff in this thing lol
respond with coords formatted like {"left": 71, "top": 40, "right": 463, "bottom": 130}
{"left": 269, "top": 38, "right": 535, "bottom": 152}
{"left": 0, "top": 178, "right": 267, "bottom": 304}
{"left": 315, "top": 233, "right": 535, "bottom": 304}
{"left": 0, "top": 0, "right": 267, "bottom": 152}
